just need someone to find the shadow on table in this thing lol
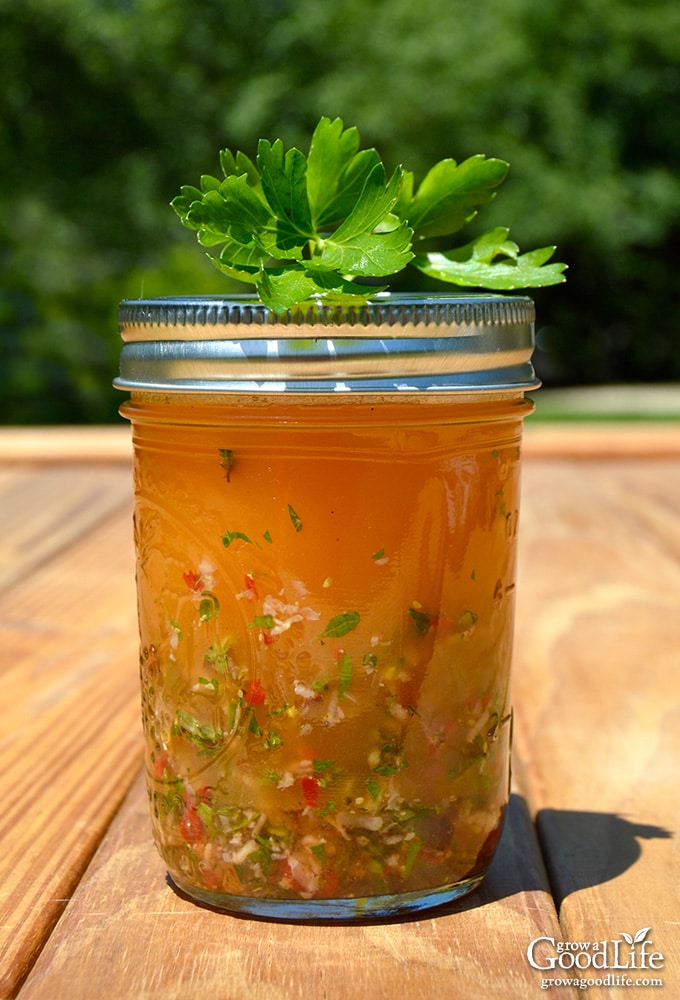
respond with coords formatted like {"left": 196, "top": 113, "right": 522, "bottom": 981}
{"left": 533, "top": 807, "right": 673, "bottom": 911}
{"left": 420, "top": 795, "right": 673, "bottom": 921}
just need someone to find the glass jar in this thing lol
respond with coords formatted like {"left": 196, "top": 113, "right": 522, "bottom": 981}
{"left": 115, "top": 293, "right": 538, "bottom": 919}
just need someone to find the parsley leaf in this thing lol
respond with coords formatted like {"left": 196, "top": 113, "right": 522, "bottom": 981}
{"left": 257, "top": 138, "right": 314, "bottom": 251}
{"left": 306, "top": 117, "right": 381, "bottom": 228}
{"left": 171, "top": 116, "right": 566, "bottom": 312}
{"left": 305, "top": 163, "right": 412, "bottom": 276}
{"left": 400, "top": 155, "right": 509, "bottom": 240}
{"left": 413, "top": 227, "right": 568, "bottom": 290}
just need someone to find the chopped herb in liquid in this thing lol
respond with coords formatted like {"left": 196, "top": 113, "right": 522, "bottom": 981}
{"left": 133, "top": 399, "right": 521, "bottom": 902}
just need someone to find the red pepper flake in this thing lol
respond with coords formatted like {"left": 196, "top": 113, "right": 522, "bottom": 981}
{"left": 179, "top": 804, "right": 205, "bottom": 843}
{"left": 241, "top": 573, "right": 259, "bottom": 601}
{"left": 179, "top": 787, "right": 212, "bottom": 843}
{"left": 321, "top": 869, "right": 339, "bottom": 897}
{"left": 301, "top": 776, "right": 320, "bottom": 809}
{"left": 201, "top": 867, "right": 224, "bottom": 892}
{"left": 182, "top": 570, "right": 202, "bottom": 593}
{"left": 245, "top": 678, "right": 266, "bottom": 705}
{"left": 152, "top": 751, "right": 170, "bottom": 779}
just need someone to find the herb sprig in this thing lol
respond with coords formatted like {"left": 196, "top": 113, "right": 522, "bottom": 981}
{"left": 172, "top": 116, "right": 566, "bottom": 313}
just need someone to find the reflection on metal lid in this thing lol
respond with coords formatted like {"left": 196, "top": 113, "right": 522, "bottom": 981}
{"left": 115, "top": 294, "right": 539, "bottom": 394}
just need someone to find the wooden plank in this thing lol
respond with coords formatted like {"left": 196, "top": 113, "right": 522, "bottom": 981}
{"left": 17, "top": 770, "right": 568, "bottom": 1000}
{"left": 0, "top": 426, "right": 132, "bottom": 464}
{"left": 2, "top": 420, "right": 680, "bottom": 465}
{"left": 4, "top": 432, "right": 678, "bottom": 996}
{"left": 512, "top": 458, "right": 680, "bottom": 989}
{"left": 0, "top": 512, "right": 142, "bottom": 999}
{"left": 0, "top": 464, "right": 133, "bottom": 593}
{"left": 523, "top": 421, "right": 680, "bottom": 458}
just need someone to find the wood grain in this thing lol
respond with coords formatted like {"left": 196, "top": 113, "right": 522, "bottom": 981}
{"left": 1, "top": 421, "right": 680, "bottom": 465}
{"left": 0, "top": 464, "right": 132, "bottom": 593}
{"left": 0, "top": 426, "right": 132, "bottom": 464}
{"left": 513, "top": 459, "right": 680, "bottom": 987}
{"left": 522, "top": 421, "right": 680, "bottom": 458}
{"left": 17, "top": 772, "right": 564, "bottom": 1000}
{"left": 0, "top": 496, "right": 142, "bottom": 999}
{"left": 2, "top": 431, "right": 679, "bottom": 998}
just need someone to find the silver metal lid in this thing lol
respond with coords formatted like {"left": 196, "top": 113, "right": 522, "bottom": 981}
{"left": 115, "top": 293, "right": 539, "bottom": 394}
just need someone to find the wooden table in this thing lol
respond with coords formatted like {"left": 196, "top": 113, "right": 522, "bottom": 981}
{"left": 1, "top": 423, "right": 678, "bottom": 999}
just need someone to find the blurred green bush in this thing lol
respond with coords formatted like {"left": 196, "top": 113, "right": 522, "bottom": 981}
{"left": 1, "top": 0, "right": 679, "bottom": 423}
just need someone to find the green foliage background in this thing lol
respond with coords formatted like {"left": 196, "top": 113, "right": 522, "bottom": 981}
{"left": 1, "top": 0, "right": 679, "bottom": 423}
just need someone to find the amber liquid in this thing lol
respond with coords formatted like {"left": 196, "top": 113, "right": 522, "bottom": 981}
{"left": 123, "top": 393, "right": 529, "bottom": 914}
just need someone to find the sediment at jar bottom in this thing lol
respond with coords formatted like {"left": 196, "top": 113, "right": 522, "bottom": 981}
{"left": 146, "top": 725, "right": 510, "bottom": 902}
{"left": 128, "top": 395, "right": 525, "bottom": 910}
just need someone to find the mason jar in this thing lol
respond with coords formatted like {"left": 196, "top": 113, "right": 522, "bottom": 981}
{"left": 115, "top": 293, "right": 537, "bottom": 919}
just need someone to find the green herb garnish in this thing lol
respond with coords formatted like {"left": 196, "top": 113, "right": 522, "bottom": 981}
{"left": 198, "top": 591, "right": 220, "bottom": 622}
{"left": 408, "top": 606, "right": 434, "bottom": 634}
{"left": 317, "top": 611, "right": 361, "bottom": 640}
{"left": 248, "top": 615, "right": 275, "bottom": 630}
{"left": 366, "top": 777, "right": 382, "bottom": 801}
{"left": 371, "top": 739, "right": 408, "bottom": 776}
{"left": 262, "top": 728, "right": 283, "bottom": 750}
{"left": 173, "top": 710, "right": 224, "bottom": 755}
{"left": 456, "top": 609, "right": 478, "bottom": 632}
{"left": 372, "top": 764, "right": 401, "bottom": 777}
{"left": 288, "top": 504, "right": 303, "bottom": 532}
{"left": 222, "top": 530, "right": 254, "bottom": 548}
{"left": 404, "top": 837, "right": 422, "bottom": 876}
{"left": 205, "top": 641, "right": 231, "bottom": 675}
{"left": 218, "top": 448, "right": 235, "bottom": 481}
{"left": 172, "top": 116, "right": 566, "bottom": 313}
{"left": 337, "top": 652, "right": 353, "bottom": 697}
{"left": 313, "top": 759, "right": 336, "bottom": 775}
{"left": 310, "top": 843, "right": 327, "bottom": 865}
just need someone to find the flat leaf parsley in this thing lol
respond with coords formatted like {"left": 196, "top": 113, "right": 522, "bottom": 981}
{"left": 172, "top": 116, "right": 566, "bottom": 312}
